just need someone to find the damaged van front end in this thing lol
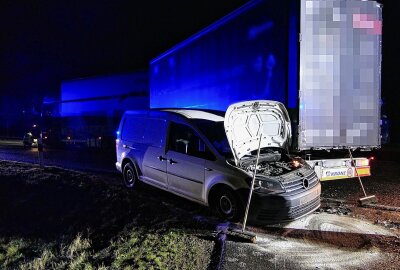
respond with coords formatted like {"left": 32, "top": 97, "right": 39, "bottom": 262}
{"left": 225, "top": 100, "right": 321, "bottom": 223}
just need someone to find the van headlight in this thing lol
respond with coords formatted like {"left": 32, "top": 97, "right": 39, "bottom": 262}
{"left": 253, "top": 178, "right": 284, "bottom": 194}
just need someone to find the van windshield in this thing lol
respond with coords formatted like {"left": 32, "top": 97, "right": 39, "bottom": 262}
{"left": 192, "top": 119, "right": 233, "bottom": 159}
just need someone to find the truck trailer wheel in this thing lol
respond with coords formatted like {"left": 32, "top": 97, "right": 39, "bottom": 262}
{"left": 212, "top": 187, "right": 243, "bottom": 222}
{"left": 123, "top": 162, "right": 139, "bottom": 189}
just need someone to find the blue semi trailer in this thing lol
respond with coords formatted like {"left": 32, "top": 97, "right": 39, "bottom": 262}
{"left": 42, "top": 71, "right": 149, "bottom": 149}
{"left": 150, "top": 0, "right": 382, "bottom": 181}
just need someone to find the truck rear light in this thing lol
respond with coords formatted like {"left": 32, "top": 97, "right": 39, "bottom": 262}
{"left": 356, "top": 167, "right": 371, "bottom": 177}
{"left": 356, "top": 159, "right": 369, "bottom": 167}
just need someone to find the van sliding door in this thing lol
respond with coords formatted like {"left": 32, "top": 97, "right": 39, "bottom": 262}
{"left": 166, "top": 122, "right": 205, "bottom": 202}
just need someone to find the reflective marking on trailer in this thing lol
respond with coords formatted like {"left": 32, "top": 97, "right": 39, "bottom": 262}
{"left": 323, "top": 168, "right": 353, "bottom": 180}
{"left": 355, "top": 167, "right": 371, "bottom": 177}
{"left": 321, "top": 175, "right": 352, "bottom": 181}
{"left": 320, "top": 166, "right": 371, "bottom": 181}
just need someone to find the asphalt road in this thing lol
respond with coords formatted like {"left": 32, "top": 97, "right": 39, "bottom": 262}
{"left": 0, "top": 139, "right": 116, "bottom": 173}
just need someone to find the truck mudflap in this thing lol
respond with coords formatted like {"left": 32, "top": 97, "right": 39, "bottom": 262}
{"left": 306, "top": 158, "right": 371, "bottom": 181}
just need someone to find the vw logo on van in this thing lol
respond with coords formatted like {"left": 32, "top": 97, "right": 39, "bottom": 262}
{"left": 302, "top": 178, "right": 309, "bottom": 189}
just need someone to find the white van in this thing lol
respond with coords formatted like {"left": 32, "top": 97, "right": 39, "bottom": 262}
{"left": 116, "top": 100, "right": 321, "bottom": 223}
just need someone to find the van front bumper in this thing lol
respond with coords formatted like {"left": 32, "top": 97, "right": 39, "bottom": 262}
{"left": 115, "top": 162, "right": 122, "bottom": 172}
{"left": 247, "top": 183, "right": 321, "bottom": 224}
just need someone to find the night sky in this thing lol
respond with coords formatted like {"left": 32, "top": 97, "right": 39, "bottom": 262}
{"left": 0, "top": 0, "right": 248, "bottom": 102}
{"left": 0, "top": 0, "right": 399, "bottom": 140}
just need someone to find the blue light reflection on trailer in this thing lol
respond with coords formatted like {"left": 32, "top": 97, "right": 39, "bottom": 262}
{"left": 150, "top": 0, "right": 299, "bottom": 111}
{"left": 60, "top": 72, "right": 149, "bottom": 117}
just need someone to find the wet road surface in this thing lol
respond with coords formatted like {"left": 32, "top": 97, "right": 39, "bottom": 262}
{"left": 0, "top": 139, "right": 116, "bottom": 173}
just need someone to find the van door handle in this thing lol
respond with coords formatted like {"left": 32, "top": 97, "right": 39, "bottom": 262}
{"left": 205, "top": 167, "right": 212, "bottom": 171}
{"left": 169, "top": 159, "right": 178, "bottom": 165}
{"left": 158, "top": 156, "right": 167, "bottom": 161}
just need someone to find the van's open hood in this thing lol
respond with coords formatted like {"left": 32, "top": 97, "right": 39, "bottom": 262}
{"left": 224, "top": 100, "right": 292, "bottom": 165}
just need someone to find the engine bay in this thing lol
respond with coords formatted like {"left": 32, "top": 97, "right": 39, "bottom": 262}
{"left": 239, "top": 149, "right": 303, "bottom": 176}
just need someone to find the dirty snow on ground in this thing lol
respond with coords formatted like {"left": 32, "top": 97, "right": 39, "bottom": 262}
{"left": 254, "top": 234, "right": 382, "bottom": 270}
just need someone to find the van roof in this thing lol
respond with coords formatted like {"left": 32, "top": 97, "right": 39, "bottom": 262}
{"left": 124, "top": 109, "right": 224, "bottom": 122}
{"left": 163, "top": 109, "right": 224, "bottom": 122}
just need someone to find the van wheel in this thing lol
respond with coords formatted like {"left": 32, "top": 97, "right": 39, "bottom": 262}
{"left": 213, "top": 187, "right": 243, "bottom": 222}
{"left": 123, "top": 162, "right": 139, "bottom": 189}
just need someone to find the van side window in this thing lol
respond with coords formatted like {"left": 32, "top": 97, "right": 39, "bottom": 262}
{"left": 168, "top": 122, "right": 215, "bottom": 160}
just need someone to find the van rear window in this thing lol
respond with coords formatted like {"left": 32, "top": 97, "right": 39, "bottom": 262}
{"left": 122, "top": 116, "right": 166, "bottom": 147}
{"left": 122, "top": 117, "right": 146, "bottom": 142}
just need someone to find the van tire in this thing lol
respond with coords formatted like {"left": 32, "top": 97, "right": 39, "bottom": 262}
{"left": 123, "top": 162, "right": 139, "bottom": 189}
{"left": 212, "top": 187, "right": 243, "bottom": 222}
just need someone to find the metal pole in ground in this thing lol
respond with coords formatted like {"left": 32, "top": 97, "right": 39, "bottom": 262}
{"left": 242, "top": 133, "right": 263, "bottom": 232}
{"left": 347, "top": 148, "right": 377, "bottom": 205}
{"left": 348, "top": 148, "right": 367, "bottom": 197}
